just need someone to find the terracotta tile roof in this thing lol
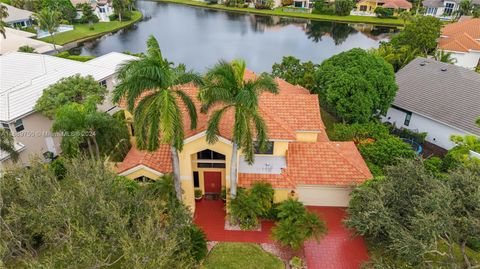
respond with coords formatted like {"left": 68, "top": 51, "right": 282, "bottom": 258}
{"left": 115, "top": 144, "right": 172, "bottom": 175}
{"left": 382, "top": 0, "right": 412, "bottom": 9}
{"left": 439, "top": 18, "right": 480, "bottom": 52}
{"left": 238, "top": 173, "right": 296, "bottom": 188}
{"left": 286, "top": 142, "right": 372, "bottom": 186}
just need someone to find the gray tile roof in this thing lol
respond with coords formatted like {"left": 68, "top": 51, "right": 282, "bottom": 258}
{"left": 422, "top": 0, "right": 445, "bottom": 7}
{"left": 394, "top": 57, "right": 480, "bottom": 136}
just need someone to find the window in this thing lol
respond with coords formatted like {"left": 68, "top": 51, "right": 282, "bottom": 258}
{"left": 360, "top": 5, "right": 367, "bottom": 11}
{"left": 1, "top": 123, "right": 10, "bottom": 133}
{"left": 197, "top": 149, "right": 225, "bottom": 160}
{"left": 444, "top": 3, "right": 455, "bottom": 16}
{"left": 14, "top": 119, "right": 24, "bottom": 132}
{"left": 426, "top": 7, "right": 437, "bottom": 14}
{"left": 134, "top": 176, "right": 155, "bottom": 183}
{"left": 197, "top": 163, "right": 226, "bottom": 168}
{"left": 99, "top": 80, "right": 107, "bottom": 87}
{"left": 404, "top": 112, "right": 412, "bottom": 126}
{"left": 254, "top": 141, "right": 274, "bottom": 155}
{"left": 193, "top": 171, "right": 199, "bottom": 187}
{"left": 99, "top": 7, "right": 106, "bottom": 13}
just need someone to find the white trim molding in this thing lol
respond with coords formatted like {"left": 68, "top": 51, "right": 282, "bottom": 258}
{"left": 118, "top": 165, "right": 164, "bottom": 177}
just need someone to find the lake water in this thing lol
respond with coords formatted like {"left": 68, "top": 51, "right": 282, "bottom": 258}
{"left": 79, "top": 0, "right": 396, "bottom": 72}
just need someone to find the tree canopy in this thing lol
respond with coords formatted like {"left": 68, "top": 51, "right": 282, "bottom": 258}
{"left": 390, "top": 16, "right": 442, "bottom": 55}
{"left": 315, "top": 48, "right": 398, "bottom": 123}
{"left": 271, "top": 56, "right": 318, "bottom": 91}
{"left": 0, "top": 159, "right": 207, "bottom": 268}
{"left": 35, "top": 74, "right": 107, "bottom": 119}
{"left": 346, "top": 160, "right": 480, "bottom": 268}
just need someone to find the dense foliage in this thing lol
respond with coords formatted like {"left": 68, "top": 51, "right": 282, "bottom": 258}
{"left": 346, "top": 160, "right": 480, "bottom": 267}
{"left": 0, "top": 159, "right": 207, "bottom": 268}
{"left": 390, "top": 15, "right": 442, "bottom": 55}
{"left": 443, "top": 135, "right": 480, "bottom": 171}
{"left": 35, "top": 74, "right": 107, "bottom": 119}
{"left": 41, "top": 0, "right": 77, "bottom": 23}
{"left": 315, "top": 48, "right": 398, "bottom": 123}
{"left": 77, "top": 2, "right": 99, "bottom": 27}
{"left": 272, "top": 199, "right": 327, "bottom": 250}
{"left": 229, "top": 182, "right": 274, "bottom": 229}
{"left": 334, "top": 0, "right": 354, "bottom": 16}
{"left": 0, "top": 129, "right": 18, "bottom": 162}
{"left": 374, "top": 7, "right": 394, "bottom": 18}
{"left": 271, "top": 56, "right": 318, "bottom": 90}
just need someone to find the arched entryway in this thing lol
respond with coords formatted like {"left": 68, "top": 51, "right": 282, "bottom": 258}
{"left": 192, "top": 149, "right": 226, "bottom": 199}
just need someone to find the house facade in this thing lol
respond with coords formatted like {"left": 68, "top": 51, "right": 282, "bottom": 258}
{"left": 0, "top": 52, "right": 137, "bottom": 171}
{"left": 438, "top": 17, "right": 480, "bottom": 70}
{"left": 72, "top": 0, "right": 114, "bottom": 22}
{"left": 352, "top": 0, "right": 412, "bottom": 16}
{"left": 116, "top": 72, "right": 372, "bottom": 212}
{"left": 382, "top": 58, "right": 480, "bottom": 151}
{"left": 423, "top": 0, "right": 480, "bottom": 19}
{"left": 0, "top": 3, "right": 33, "bottom": 28}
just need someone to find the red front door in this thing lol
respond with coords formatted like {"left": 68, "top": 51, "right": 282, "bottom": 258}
{"left": 204, "top": 172, "right": 221, "bottom": 194}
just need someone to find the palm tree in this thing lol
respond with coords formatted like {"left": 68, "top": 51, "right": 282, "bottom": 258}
{"left": 434, "top": 49, "right": 457, "bottom": 64}
{"left": 398, "top": 11, "right": 412, "bottom": 27}
{"left": 113, "top": 35, "right": 202, "bottom": 201}
{"left": 0, "top": 4, "right": 9, "bottom": 39}
{"left": 199, "top": 60, "right": 278, "bottom": 198}
{"left": 34, "top": 9, "right": 61, "bottom": 53}
{"left": 0, "top": 129, "right": 19, "bottom": 162}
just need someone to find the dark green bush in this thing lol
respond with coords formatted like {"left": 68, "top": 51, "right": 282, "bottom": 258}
{"left": 250, "top": 182, "right": 274, "bottom": 217}
{"left": 359, "top": 137, "right": 416, "bottom": 168}
{"left": 423, "top": 157, "right": 443, "bottom": 174}
{"left": 334, "top": 0, "right": 354, "bottom": 15}
{"left": 229, "top": 189, "right": 263, "bottom": 230}
{"left": 312, "top": 1, "right": 335, "bottom": 14}
{"left": 374, "top": 7, "right": 394, "bottom": 18}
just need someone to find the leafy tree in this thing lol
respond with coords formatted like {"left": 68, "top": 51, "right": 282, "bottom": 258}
{"left": 0, "top": 129, "right": 18, "bottom": 162}
{"left": 271, "top": 56, "right": 318, "bottom": 90}
{"left": 17, "top": 45, "right": 35, "bottom": 52}
{"left": 272, "top": 199, "right": 327, "bottom": 250}
{"left": 398, "top": 10, "right": 412, "bottom": 26}
{"left": 0, "top": 4, "right": 8, "bottom": 39}
{"left": 77, "top": 3, "right": 98, "bottom": 29}
{"left": 374, "top": 7, "right": 394, "bottom": 18}
{"left": 434, "top": 49, "right": 457, "bottom": 64}
{"left": 41, "top": 0, "right": 76, "bottom": 23}
{"left": 200, "top": 59, "right": 278, "bottom": 197}
{"left": 52, "top": 102, "right": 130, "bottom": 160}
{"left": 330, "top": 122, "right": 391, "bottom": 142}
{"left": 35, "top": 74, "right": 107, "bottom": 119}
{"left": 315, "top": 48, "right": 398, "bottom": 123}
{"left": 113, "top": 35, "right": 202, "bottom": 201}
{"left": 33, "top": 8, "right": 61, "bottom": 52}
{"left": 390, "top": 15, "right": 442, "bottom": 55}
{"left": 358, "top": 136, "right": 416, "bottom": 168}
{"left": 0, "top": 159, "right": 207, "bottom": 268}
{"left": 458, "top": 0, "right": 474, "bottom": 16}
{"left": 334, "top": 0, "right": 353, "bottom": 16}
{"left": 443, "top": 135, "right": 480, "bottom": 171}
{"left": 112, "top": 0, "right": 129, "bottom": 21}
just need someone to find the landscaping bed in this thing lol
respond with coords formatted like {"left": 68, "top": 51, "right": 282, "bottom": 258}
{"left": 156, "top": 0, "right": 403, "bottom": 26}
{"left": 40, "top": 11, "right": 143, "bottom": 45}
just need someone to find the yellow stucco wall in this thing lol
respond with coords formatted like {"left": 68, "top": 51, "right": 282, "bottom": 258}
{"left": 273, "top": 188, "right": 297, "bottom": 203}
{"left": 295, "top": 132, "right": 319, "bottom": 142}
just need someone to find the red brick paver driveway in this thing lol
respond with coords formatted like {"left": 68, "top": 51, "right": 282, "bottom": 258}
{"left": 194, "top": 200, "right": 369, "bottom": 269}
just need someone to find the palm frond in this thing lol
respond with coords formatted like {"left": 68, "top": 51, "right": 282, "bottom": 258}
{"left": 206, "top": 106, "right": 231, "bottom": 144}
{"left": 175, "top": 89, "right": 198, "bottom": 130}
{"left": 146, "top": 35, "right": 163, "bottom": 60}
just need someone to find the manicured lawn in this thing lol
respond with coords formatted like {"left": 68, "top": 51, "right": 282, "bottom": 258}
{"left": 201, "top": 243, "right": 285, "bottom": 269}
{"left": 40, "top": 11, "right": 143, "bottom": 45}
{"left": 157, "top": 0, "right": 403, "bottom": 26}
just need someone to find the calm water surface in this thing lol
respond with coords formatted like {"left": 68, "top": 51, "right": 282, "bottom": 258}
{"left": 80, "top": 0, "right": 395, "bottom": 72}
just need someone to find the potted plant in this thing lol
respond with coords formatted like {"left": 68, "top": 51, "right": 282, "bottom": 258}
{"left": 195, "top": 189, "right": 203, "bottom": 200}
{"left": 221, "top": 187, "right": 227, "bottom": 202}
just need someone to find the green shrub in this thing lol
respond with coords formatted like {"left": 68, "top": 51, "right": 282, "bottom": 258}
{"left": 423, "top": 157, "right": 443, "bottom": 174}
{"left": 272, "top": 199, "right": 327, "bottom": 249}
{"left": 312, "top": 1, "right": 335, "bottom": 14}
{"left": 250, "top": 182, "right": 274, "bottom": 217}
{"left": 374, "top": 7, "right": 394, "bottom": 18}
{"left": 467, "top": 237, "right": 480, "bottom": 252}
{"left": 359, "top": 137, "right": 416, "bottom": 168}
{"left": 229, "top": 189, "right": 263, "bottom": 230}
{"left": 50, "top": 158, "right": 67, "bottom": 180}
{"left": 195, "top": 189, "right": 202, "bottom": 198}
{"left": 334, "top": 0, "right": 354, "bottom": 15}
{"left": 290, "top": 256, "right": 305, "bottom": 269}
{"left": 331, "top": 122, "right": 391, "bottom": 142}
{"left": 186, "top": 226, "right": 208, "bottom": 262}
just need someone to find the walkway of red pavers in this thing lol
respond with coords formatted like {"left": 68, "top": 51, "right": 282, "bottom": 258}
{"left": 194, "top": 200, "right": 369, "bottom": 269}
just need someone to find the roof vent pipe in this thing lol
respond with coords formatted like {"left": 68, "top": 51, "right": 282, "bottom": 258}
{"left": 441, "top": 67, "right": 447, "bottom": 71}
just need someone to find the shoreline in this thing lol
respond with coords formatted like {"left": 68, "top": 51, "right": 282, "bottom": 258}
{"left": 156, "top": 0, "right": 404, "bottom": 26}
{"left": 40, "top": 11, "right": 143, "bottom": 47}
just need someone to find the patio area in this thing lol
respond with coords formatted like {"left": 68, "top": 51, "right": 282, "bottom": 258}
{"left": 194, "top": 200, "right": 369, "bottom": 268}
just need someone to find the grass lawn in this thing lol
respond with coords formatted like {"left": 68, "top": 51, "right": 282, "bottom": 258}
{"left": 202, "top": 243, "right": 285, "bottom": 269}
{"left": 157, "top": 0, "right": 403, "bottom": 26}
{"left": 40, "top": 11, "right": 143, "bottom": 45}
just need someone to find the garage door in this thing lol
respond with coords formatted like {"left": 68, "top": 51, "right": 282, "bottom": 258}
{"left": 297, "top": 186, "right": 351, "bottom": 207}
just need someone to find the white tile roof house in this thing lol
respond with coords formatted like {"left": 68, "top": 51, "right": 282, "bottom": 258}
{"left": 0, "top": 52, "right": 137, "bottom": 167}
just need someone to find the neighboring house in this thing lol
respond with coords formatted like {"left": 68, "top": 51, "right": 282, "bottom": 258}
{"left": 352, "top": 0, "right": 412, "bottom": 16}
{"left": 116, "top": 72, "right": 373, "bottom": 212}
{"left": 438, "top": 17, "right": 480, "bottom": 70}
{"left": 72, "top": 0, "right": 114, "bottom": 22}
{"left": 423, "top": 0, "right": 480, "bottom": 20}
{"left": 0, "top": 3, "right": 34, "bottom": 28}
{"left": 0, "top": 52, "right": 137, "bottom": 171}
{"left": 382, "top": 57, "right": 480, "bottom": 151}
{"left": 0, "top": 28, "right": 60, "bottom": 55}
